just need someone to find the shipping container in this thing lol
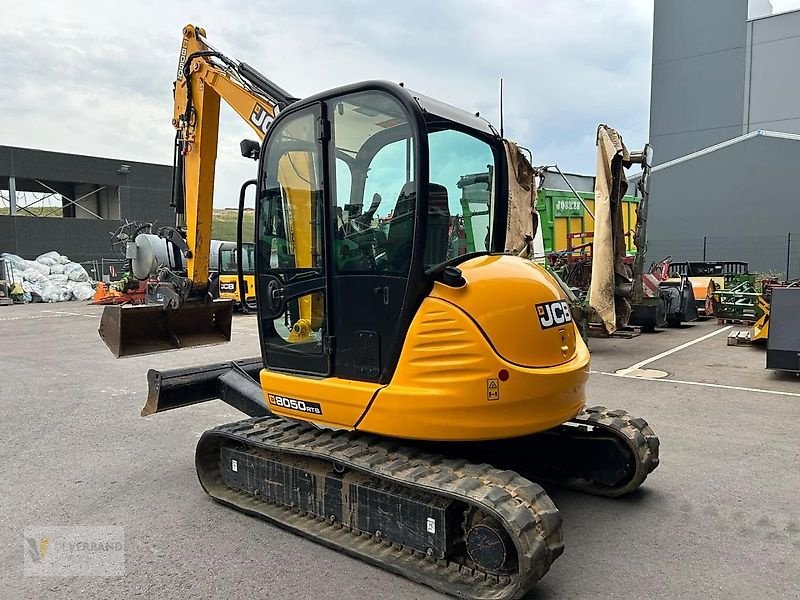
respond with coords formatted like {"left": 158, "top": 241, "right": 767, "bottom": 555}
{"left": 536, "top": 188, "right": 640, "bottom": 254}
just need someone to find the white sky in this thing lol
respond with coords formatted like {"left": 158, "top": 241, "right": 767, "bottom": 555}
{"left": 771, "top": 0, "right": 800, "bottom": 12}
{"left": 1, "top": 0, "right": 743, "bottom": 209}
{"left": 1, "top": 1, "right": 656, "bottom": 208}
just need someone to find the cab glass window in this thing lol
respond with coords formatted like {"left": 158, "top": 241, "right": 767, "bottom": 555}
{"left": 259, "top": 111, "right": 324, "bottom": 273}
{"left": 220, "top": 248, "right": 237, "bottom": 273}
{"left": 330, "top": 91, "right": 415, "bottom": 274}
{"left": 426, "top": 129, "right": 496, "bottom": 266}
{"left": 220, "top": 245, "right": 255, "bottom": 274}
{"left": 258, "top": 109, "right": 326, "bottom": 354}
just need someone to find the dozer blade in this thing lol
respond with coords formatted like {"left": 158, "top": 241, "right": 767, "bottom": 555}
{"left": 98, "top": 300, "right": 234, "bottom": 358}
{"left": 141, "top": 357, "right": 267, "bottom": 417}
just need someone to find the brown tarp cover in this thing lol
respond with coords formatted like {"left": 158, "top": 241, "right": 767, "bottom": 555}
{"left": 504, "top": 140, "right": 539, "bottom": 257}
{"left": 590, "top": 125, "right": 631, "bottom": 333}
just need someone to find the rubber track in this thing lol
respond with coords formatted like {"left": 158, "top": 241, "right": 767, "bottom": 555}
{"left": 564, "top": 405, "right": 660, "bottom": 497}
{"left": 196, "top": 416, "right": 564, "bottom": 600}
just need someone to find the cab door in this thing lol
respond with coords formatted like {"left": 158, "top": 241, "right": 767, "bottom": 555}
{"left": 327, "top": 90, "right": 420, "bottom": 383}
{"left": 257, "top": 104, "right": 331, "bottom": 376}
{"left": 257, "top": 89, "right": 424, "bottom": 384}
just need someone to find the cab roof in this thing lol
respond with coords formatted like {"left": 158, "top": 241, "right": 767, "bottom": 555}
{"left": 290, "top": 80, "right": 499, "bottom": 140}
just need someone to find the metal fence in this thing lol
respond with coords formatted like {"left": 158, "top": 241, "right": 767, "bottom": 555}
{"left": 647, "top": 233, "right": 799, "bottom": 279}
{"left": 79, "top": 258, "right": 128, "bottom": 283}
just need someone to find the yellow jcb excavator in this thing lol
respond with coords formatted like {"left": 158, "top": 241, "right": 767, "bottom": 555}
{"left": 99, "top": 25, "right": 659, "bottom": 599}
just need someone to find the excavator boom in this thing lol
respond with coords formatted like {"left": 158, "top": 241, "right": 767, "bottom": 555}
{"left": 100, "top": 25, "right": 292, "bottom": 357}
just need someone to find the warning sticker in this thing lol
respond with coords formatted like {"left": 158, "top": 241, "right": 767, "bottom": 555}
{"left": 426, "top": 517, "right": 436, "bottom": 534}
{"left": 487, "top": 378, "right": 500, "bottom": 401}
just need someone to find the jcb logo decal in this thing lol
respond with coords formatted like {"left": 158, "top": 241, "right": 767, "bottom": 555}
{"left": 536, "top": 300, "right": 573, "bottom": 329}
{"left": 249, "top": 104, "right": 274, "bottom": 135}
{"left": 219, "top": 281, "right": 236, "bottom": 292}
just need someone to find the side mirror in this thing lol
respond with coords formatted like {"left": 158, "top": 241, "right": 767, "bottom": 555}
{"left": 240, "top": 139, "right": 261, "bottom": 160}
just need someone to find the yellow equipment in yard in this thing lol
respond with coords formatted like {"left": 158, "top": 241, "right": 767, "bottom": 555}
{"left": 215, "top": 241, "right": 256, "bottom": 310}
{"left": 100, "top": 25, "right": 660, "bottom": 599}
{"left": 750, "top": 294, "right": 771, "bottom": 341}
{"left": 749, "top": 282, "right": 798, "bottom": 343}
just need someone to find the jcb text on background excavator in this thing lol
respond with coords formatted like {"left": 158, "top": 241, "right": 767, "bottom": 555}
{"left": 99, "top": 25, "right": 659, "bottom": 599}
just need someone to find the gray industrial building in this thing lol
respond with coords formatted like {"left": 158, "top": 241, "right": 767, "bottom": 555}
{"left": 0, "top": 145, "right": 174, "bottom": 266}
{"left": 644, "top": 0, "right": 800, "bottom": 277}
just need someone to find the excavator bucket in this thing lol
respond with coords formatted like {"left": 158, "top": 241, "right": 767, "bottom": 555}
{"left": 98, "top": 300, "right": 234, "bottom": 358}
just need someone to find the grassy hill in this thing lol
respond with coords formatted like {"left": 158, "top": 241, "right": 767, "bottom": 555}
{"left": 2, "top": 206, "right": 254, "bottom": 242}
{"left": 211, "top": 208, "right": 255, "bottom": 242}
{"left": 0, "top": 206, "right": 60, "bottom": 217}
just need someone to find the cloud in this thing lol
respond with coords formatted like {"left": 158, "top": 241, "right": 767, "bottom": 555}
{"left": 771, "top": 0, "right": 800, "bottom": 12}
{"left": 1, "top": 0, "right": 653, "bottom": 208}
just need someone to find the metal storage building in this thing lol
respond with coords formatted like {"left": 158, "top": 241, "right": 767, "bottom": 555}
{"left": 0, "top": 145, "right": 173, "bottom": 265}
{"left": 643, "top": 0, "right": 800, "bottom": 276}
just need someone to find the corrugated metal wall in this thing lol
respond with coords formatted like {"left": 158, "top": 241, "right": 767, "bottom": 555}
{"left": 645, "top": 135, "right": 800, "bottom": 277}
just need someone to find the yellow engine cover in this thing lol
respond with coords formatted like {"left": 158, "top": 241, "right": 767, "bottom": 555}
{"left": 357, "top": 256, "right": 588, "bottom": 441}
{"left": 431, "top": 255, "right": 579, "bottom": 367}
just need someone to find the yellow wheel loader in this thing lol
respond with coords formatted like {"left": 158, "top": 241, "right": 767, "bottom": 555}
{"left": 100, "top": 25, "right": 659, "bottom": 599}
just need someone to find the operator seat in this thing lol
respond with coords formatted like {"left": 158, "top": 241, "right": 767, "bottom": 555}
{"left": 386, "top": 182, "right": 450, "bottom": 271}
{"left": 426, "top": 183, "right": 450, "bottom": 266}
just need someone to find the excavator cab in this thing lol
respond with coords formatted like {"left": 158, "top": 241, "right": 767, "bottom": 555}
{"left": 255, "top": 82, "right": 507, "bottom": 383}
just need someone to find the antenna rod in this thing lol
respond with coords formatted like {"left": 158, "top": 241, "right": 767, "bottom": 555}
{"left": 499, "top": 78, "right": 504, "bottom": 139}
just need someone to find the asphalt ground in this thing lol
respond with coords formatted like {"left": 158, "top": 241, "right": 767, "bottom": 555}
{"left": 1, "top": 303, "right": 798, "bottom": 599}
